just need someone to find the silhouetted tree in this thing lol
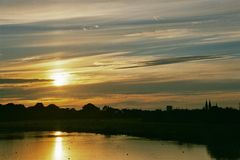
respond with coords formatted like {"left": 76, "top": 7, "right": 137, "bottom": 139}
{"left": 46, "top": 104, "right": 59, "bottom": 110}
{"left": 82, "top": 103, "right": 100, "bottom": 112}
{"left": 33, "top": 103, "right": 45, "bottom": 109}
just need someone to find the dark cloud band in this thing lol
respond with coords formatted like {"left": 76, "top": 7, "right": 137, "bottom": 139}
{"left": 118, "top": 55, "right": 222, "bottom": 69}
{"left": 0, "top": 78, "right": 52, "bottom": 84}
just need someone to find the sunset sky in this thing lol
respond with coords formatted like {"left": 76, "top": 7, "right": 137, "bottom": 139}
{"left": 0, "top": 0, "right": 240, "bottom": 109}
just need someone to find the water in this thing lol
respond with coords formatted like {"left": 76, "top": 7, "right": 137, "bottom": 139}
{"left": 0, "top": 131, "right": 235, "bottom": 160}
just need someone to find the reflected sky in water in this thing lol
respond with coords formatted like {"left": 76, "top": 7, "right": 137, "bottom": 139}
{"left": 0, "top": 131, "right": 214, "bottom": 160}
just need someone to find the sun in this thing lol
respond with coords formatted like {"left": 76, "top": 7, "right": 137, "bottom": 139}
{"left": 51, "top": 72, "right": 70, "bottom": 86}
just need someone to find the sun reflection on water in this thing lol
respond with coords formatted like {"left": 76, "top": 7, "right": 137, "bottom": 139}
{"left": 53, "top": 132, "right": 64, "bottom": 160}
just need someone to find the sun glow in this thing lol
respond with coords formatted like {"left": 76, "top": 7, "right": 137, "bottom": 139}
{"left": 51, "top": 72, "right": 70, "bottom": 86}
{"left": 54, "top": 131, "right": 62, "bottom": 136}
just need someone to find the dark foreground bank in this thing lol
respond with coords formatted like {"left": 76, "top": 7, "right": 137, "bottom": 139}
{"left": 1, "top": 118, "right": 240, "bottom": 143}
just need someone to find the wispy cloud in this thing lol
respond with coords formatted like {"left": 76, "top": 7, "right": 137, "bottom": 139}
{"left": 117, "top": 55, "right": 222, "bottom": 69}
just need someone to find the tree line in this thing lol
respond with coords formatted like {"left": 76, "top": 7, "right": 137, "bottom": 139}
{"left": 0, "top": 102, "right": 240, "bottom": 123}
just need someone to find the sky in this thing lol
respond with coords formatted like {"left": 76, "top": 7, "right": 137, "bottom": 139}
{"left": 0, "top": 0, "right": 240, "bottom": 109}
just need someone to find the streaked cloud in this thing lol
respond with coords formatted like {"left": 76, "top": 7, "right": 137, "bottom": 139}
{"left": 117, "top": 55, "right": 222, "bottom": 69}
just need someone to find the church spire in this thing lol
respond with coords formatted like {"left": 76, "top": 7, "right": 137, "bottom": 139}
{"left": 205, "top": 100, "right": 209, "bottom": 110}
{"left": 209, "top": 100, "right": 212, "bottom": 109}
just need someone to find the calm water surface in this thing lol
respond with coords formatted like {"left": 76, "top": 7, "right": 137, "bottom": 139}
{"left": 0, "top": 131, "right": 223, "bottom": 160}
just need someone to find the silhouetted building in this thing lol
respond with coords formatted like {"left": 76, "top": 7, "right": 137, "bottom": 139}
{"left": 166, "top": 105, "right": 173, "bottom": 111}
{"left": 204, "top": 100, "right": 220, "bottom": 111}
